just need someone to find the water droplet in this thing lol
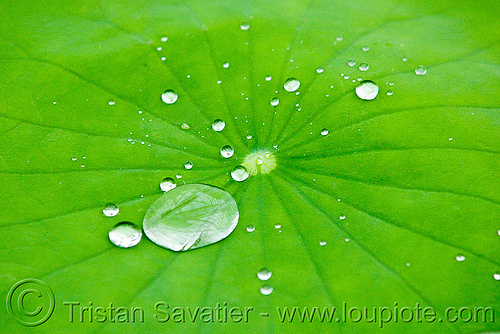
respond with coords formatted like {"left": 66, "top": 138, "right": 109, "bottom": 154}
{"left": 265, "top": 75, "right": 272, "bottom": 81}
{"left": 316, "top": 67, "right": 324, "bottom": 74}
{"left": 223, "top": 62, "right": 230, "bottom": 69}
{"left": 275, "top": 224, "right": 281, "bottom": 229}
{"left": 415, "top": 65, "right": 426, "bottom": 75}
{"left": 108, "top": 222, "right": 142, "bottom": 248}
{"left": 355, "top": 80, "right": 379, "bottom": 100}
{"left": 71, "top": 156, "right": 77, "bottom": 162}
{"left": 246, "top": 134, "right": 253, "bottom": 140}
{"left": 455, "top": 254, "right": 465, "bottom": 262}
{"left": 362, "top": 46, "right": 369, "bottom": 52}
{"left": 143, "top": 184, "right": 239, "bottom": 251}
{"left": 345, "top": 237, "right": 350, "bottom": 242}
{"left": 321, "top": 128, "right": 329, "bottom": 136}
{"left": 246, "top": 224, "right": 255, "bottom": 233}
{"left": 339, "top": 215, "right": 346, "bottom": 220}
{"left": 157, "top": 46, "right": 162, "bottom": 51}
{"left": 319, "top": 240, "right": 327, "bottom": 246}
{"left": 231, "top": 166, "right": 249, "bottom": 182}
{"left": 493, "top": 273, "right": 500, "bottom": 280}
{"left": 220, "top": 145, "right": 234, "bottom": 158}
{"left": 387, "top": 90, "right": 393, "bottom": 96}
{"left": 402, "top": 57, "right": 408, "bottom": 62}
{"left": 270, "top": 97, "right": 280, "bottom": 107}
{"left": 180, "top": 123, "right": 191, "bottom": 130}
{"left": 257, "top": 268, "right": 272, "bottom": 281}
{"left": 260, "top": 285, "right": 273, "bottom": 295}
{"left": 348, "top": 58, "right": 356, "bottom": 67}
{"left": 212, "top": 119, "right": 225, "bottom": 132}
{"left": 184, "top": 161, "right": 193, "bottom": 170}
{"left": 240, "top": 23, "right": 250, "bottom": 30}
{"left": 161, "top": 89, "right": 178, "bottom": 104}
{"left": 108, "top": 99, "right": 115, "bottom": 106}
{"left": 497, "top": 228, "right": 500, "bottom": 236}
{"left": 160, "top": 177, "right": 176, "bottom": 192}
{"left": 161, "top": 36, "right": 168, "bottom": 42}
{"left": 103, "top": 203, "right": 119, "bottom": 217}
{"left": 284, "top": 78, "right": 300, "bottom": 92}
{"left": 358, "top": 62, "right": 369, "bottom": 71}
{"left": 336, "top": 35, "right": 343, "bottom": 41}
{"left": 176, "top": 174, "right": 182, "bottom": 179}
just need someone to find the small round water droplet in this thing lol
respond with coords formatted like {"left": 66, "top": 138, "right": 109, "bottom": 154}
{"left": 180, "top": 123, "right": 191, "bottom": 130}
{"left": 109, "top": 222, "right": 142, "bottom": 248}
{"left": 270, "top": 97, "right": 280, "bottom": 107}
{"left": 355, "top": 80, "right": 379, "bottom": 100}
{"left": 257, "top": 268, "right": 272, "bottom": 281}
{"left": 223, "top": 62, "right": 230, "bottom": 69}
{"left": 362, "top": 46, "right": 370, "bottom": 52}
{"left": 345, "top": 237, "right": 350, "bottom": 242}
{"left": 212, "top": 119, "right": 226, "bottom": 132}
{"left": 231, "top": 166, "right": 249, "bottom": 182}
{"left": 415, "top": 65, "right": 426, "bottom": 75}
{"left": 339, "top": 215, "right": 346, "bottom": 220}
{"left": 494, "top": 273, "right": 500, "bottom": 281}
{"left": 275, "top": 224, "right": 281, "bottom": 229}
{"left": 358, "top": 63, "right": 369, "bottom": 71}
{"left": 161, "top": 36, "right": 168, "bottom": 42}
{"left": 284, "top": 78, "right": 300, "bottom": 92}
{"left": 321, "top": 128, "right": 329, "bottom": 136}
{"left": 319, "top": 240, "right": 327, "bottom": 246}
{"left": 176, "top": 174, "right": 182, "bottom": 179}
{"left": 240, "top": 23, "right": 250, "bottom": 30}
{"left": 71, "top": 156, "right": 77, "bottom": 162}
{"left": 316, "top": 67, "right": 324, "bottom": 74}
{"left": 260, "top": 285, "right": 273, "bottom": 295}
{"left": 497, "top": 228, "right": 500, "bottom": 236}
{"left": 103, "top": 203, "right": 119, "bottom": 217}
{"left": 161, "top": 89, "right": 178, "bottom": 104}
{"left": 455, "top": 254, "right": 465, "bottom": 262}
{"left": 220, "top": 145, "right": 234, "bottom": 158}
{"left": 184, "top": 161, "right": 193, "bottom": 170}
{"left": 160, "top": 177, "right": 176, "bottom": 192}
{"left": 108, "top": 99, "right": 115, "bottom": 106}
{"left": 348, "top": 58, "right": 356, "bottom": 67}
{"left": 246, "top": 224, "right": 255, "bottom": 232}
{"left": 265, "top": 75, "right": 272, "bottom": 81}
{"left": 402, "top": 57, "right": 408, "bottom": 62}
{"left": 246, "top": 134, "right": 253, "bottom": 140}
{"left": 387, "top": 90, "right": 393, "bottom": 96}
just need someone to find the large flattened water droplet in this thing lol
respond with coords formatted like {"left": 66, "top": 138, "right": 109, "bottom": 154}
{"left": 220, "top": 145, "right": 234, "bottom": 158}
{"left": 109, "top": 222, "right": 142, "bottom": 248}
{"left": 160, "top": 177, "right": 177, "bottom": 192}
{"left": 415, "top": 65, "right": 427, "bottom": 75}
{"left": 161, "top": 89, "right": 178, "bottom": 104}
{"left": 212, "top": 119, "right": 226, "bottom": 132}
{"left": 231, "top": 166, "right": 249, "bottom": 182}
{"left": 284, "top": 78, "right": 300, "bottom": 92}
{"left": 143, "top": 184, "right": 239, "bottom": 251}
{"left": 103, "top": 203, "right": 119, "bottom": 217}
{"left": 355, "top": 80, "right": 379, "bottom": 100}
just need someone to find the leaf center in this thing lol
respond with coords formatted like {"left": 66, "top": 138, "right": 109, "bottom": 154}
{"left": 242, "top": 150, "right": 277, "bottom": 176}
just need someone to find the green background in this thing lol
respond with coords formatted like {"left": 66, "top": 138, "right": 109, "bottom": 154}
{"left": 0, "top": 0, "right": 499, "bottom": 332}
